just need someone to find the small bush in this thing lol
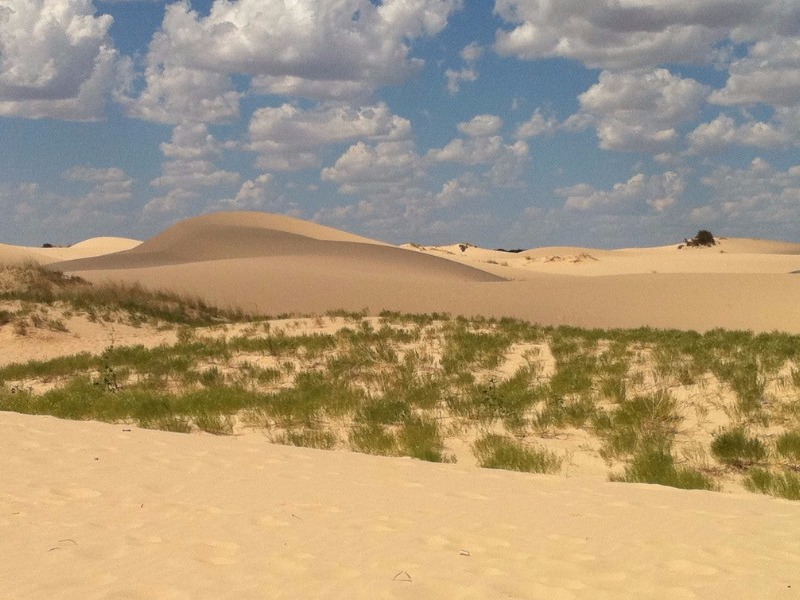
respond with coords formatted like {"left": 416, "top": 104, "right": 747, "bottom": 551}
{"left": 744, "top": 468, "right": 800, "bottom": 501}
{"left": 473, "top": 433, "right": 562, "bottom": 474}
{"left": 275, "top": 428, "right": 338, "bottom": 450}
{"left": 685, "top": 230, "right": 716, "bottom": 247}
{"left": 349, "top": 423, "right": 398, "bottom": 456}
{"left": 775, "top": 431, "right": 800, "bottom": 463}
{"left": 612, "top": 447, "right": 717, "bottom": 491}
{"left": 397, "top": 416, "right": 451, "bottom": 463}
{"left": 710, "top": 427, "right": 767, "bottom": 468}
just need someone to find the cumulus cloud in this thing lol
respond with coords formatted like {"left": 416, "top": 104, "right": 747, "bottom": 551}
{"left": 247, "top": 103, "right": 411, "bottom": 171}
{"left": 516, "top": 108, "right": 559, "bottom": 139}
{"left": 567, "top": 69, "right": 709, "bottom": 153}
{"left": 127, "top": 0, "right": 461, "bottom": 112}
{"left": 0, "top": 0, "right": 120, "bottom": 119}
{"left": 493, "top": 0, "right": 800, "bottom": 70}
{"left": 321, "top": 141, "right": 425, "bottom": 195}
{"left": 63, "top": 166, "right": 133, "bottom": 205}
{"left": 429, "top": 115, "right": 529, "bottom": 187}
{"left": 559, "top": 171, "right": 685, "bottom": 213}
{"left": 687, "top": 111, "right": 800, "bottom": 154}
{"left": 692, "top": 157, "right": 800, "bottom": 238}
{"left": 710, "top": 36, "right": 800, "bottom": 107}
{"left": 152, "top": 123, "right": 238, "bottom": 188}
{"left": 445, "top": 42, "right": 482, "bottom": 94}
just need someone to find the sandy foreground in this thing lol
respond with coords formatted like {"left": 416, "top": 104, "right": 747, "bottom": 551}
{"left": 2, "top": 212, "right": 800, "bottom": 598}
{"left": 3, "top": 411, "right": 799, "bottom": 600}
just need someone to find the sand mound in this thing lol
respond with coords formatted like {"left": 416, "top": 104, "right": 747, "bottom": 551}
{"left": 0, "top": 238, "right": 141, "bottom": 266}
{"left": 51, "top": 211, "right": 503, "bottom": 283}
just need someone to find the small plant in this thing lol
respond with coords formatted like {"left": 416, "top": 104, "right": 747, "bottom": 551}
{"left": 275, "top": 428, "right": 338, "bottom": 450}
{"left": 397, "top": 416, "right": 452, "bottom": 463}
{"left": 473, "top": 433, "right": 562, "bottom": 474}
{"left": 710, "top": 427, "right": 767, "bottom": 468}
{"left": 684, "top": 230, "right": 716, "bottom": 247}
{"left": 775, "top": 431, "right": 800, "bottom": 463}
{"left": 612, "top": 447, "right": 717, "bottom": 491}
{"left": 744, "top": 468, "right": 800, "bottom": 501}
{"left": 349, "top": 423, "right": 399, "bottom": 456}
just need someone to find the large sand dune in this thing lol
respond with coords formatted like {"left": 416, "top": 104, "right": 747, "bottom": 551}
{"left": 39, "top": 211, "right": 800, "bottom": 333}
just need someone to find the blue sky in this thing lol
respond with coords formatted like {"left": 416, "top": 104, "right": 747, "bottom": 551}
{"left": 1, "top": 0, "right": 800, "bottom": 248}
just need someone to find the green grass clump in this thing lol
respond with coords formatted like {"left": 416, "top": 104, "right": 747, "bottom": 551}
{"left": 348, "top": 423, "right": 399, "bottom": 456}
{"left": 397, "top": 416, "right": 451, "bottom": 463}
{"left": 473, "top": 433, "right": 562, "bottom": 474}
{"left": 744, "top": 468, "right": 800, "bottom": 501}
{"left": 612, "top": 447, "right": 717, "bottom": 491}
{"left": 593, "top": 392, "right": 680, "bottom": 460}
{"left": 275, "top": 428, "right": 338, "bottom": 450}
{"left": 710, "top": 427, "right": 767, "bottom": 468}
{"left": 775, "top": 431, "right": 800, "bottom": 463}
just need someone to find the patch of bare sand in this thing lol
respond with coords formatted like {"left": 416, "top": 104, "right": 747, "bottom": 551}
{"left": 2, "top": 411, "right": 800, "bottom": 600}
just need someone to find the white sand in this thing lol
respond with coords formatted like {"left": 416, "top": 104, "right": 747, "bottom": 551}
{"left": 3, "top": 412, "right": 799, "bottom": 599}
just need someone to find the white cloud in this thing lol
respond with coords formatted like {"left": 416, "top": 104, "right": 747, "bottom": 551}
{"left": 321, "top": 141, "right": 425, "bottom": 195}
{"left": 63, "top": 166, "right": 133, "bottom": 205}
{"left": 445, "top": 41, "right": 482, "bottom": 94}
{"left": 559, "top": 171, "right": 685, "bottom": 213}
{"left": 247, "top": 102, "right": 411, "bottom": 171}
{"left": 493, "top": 0, "right": 800, "bottom": 70}
{"left": 568, "top": 69, "right": 709, "bottom": 153}
{"left": 457, "top": 114, "right": 503, "bottom": 137}
{"left": 710, "top": 36, "right": 800, "bottom": 107}
{"left": 445, "top": 67, "right": 477, "bottom": 95}
{"left": 121, "top": 25, "right": 241, "bottom": 125}
{"left": 0, "top": 0, "right": 120, "bottom": 119}
{"left": 129, "top": 0, "right": 461, "bottom": 109}
{"left": 687, "top": 112, "right": 798, "bottom": 154}
{"left": 430, "top": 115, "right": 529, "bottom": 187}
{"left": 694, "top": 158, "right": 800, "bottom": 238}
{"left": 516, "top": 108, "right": 559, "bottom": 139}
{"left": 150, "top": 124, "right": 239, "bottom": 198}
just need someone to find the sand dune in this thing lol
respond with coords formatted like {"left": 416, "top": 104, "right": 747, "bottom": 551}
{"left": 0, "top": 237, "right": 141, "bottom": 265}
{"left": 3, "top": 412, "right": 799, "bottom": 599}
{"left": 37, "top": 211, "right": 800, "bottom": 333}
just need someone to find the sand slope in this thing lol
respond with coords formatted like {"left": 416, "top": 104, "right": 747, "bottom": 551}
{"left": 2, "top": 412, "right": 799, "bottom": 599}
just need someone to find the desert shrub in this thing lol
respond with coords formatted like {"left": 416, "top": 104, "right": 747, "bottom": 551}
{"left": 355, "top": 397, "right": 411, "bottom": 425}
{"left": 688, "top": 230, "right": 716, "bottom": 246}
{"left": 775, "top": 431, "right": 800, "bottom": 463}
{"left": 711, "top": 427, "right": 767, "bottom": 468}
{"left": 275, "top": 428, "right": 338, "bottom": 450}
{"left": 192, "top": 410, "right": 234, "bottom": 435}
{"left": 348, "top": 423, "right": 398, "bottom": 456}
{"left": 612, "top": 447, "right": 717, "bottom": 491}
{"left": 593, "top": 391, "right": 680, "bottom": 459}
{"left": 473, "top": 433, "right": 562, "bottom": 474}
{"left": 744, "top": 468, "right": 800, "bottom": 501}
{"left": 397, "top": 416, "right": 451, "bottom": 462}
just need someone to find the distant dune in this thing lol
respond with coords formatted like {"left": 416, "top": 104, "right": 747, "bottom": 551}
{"left": 0, "top": 210, "right": 794, "bottom": 332}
